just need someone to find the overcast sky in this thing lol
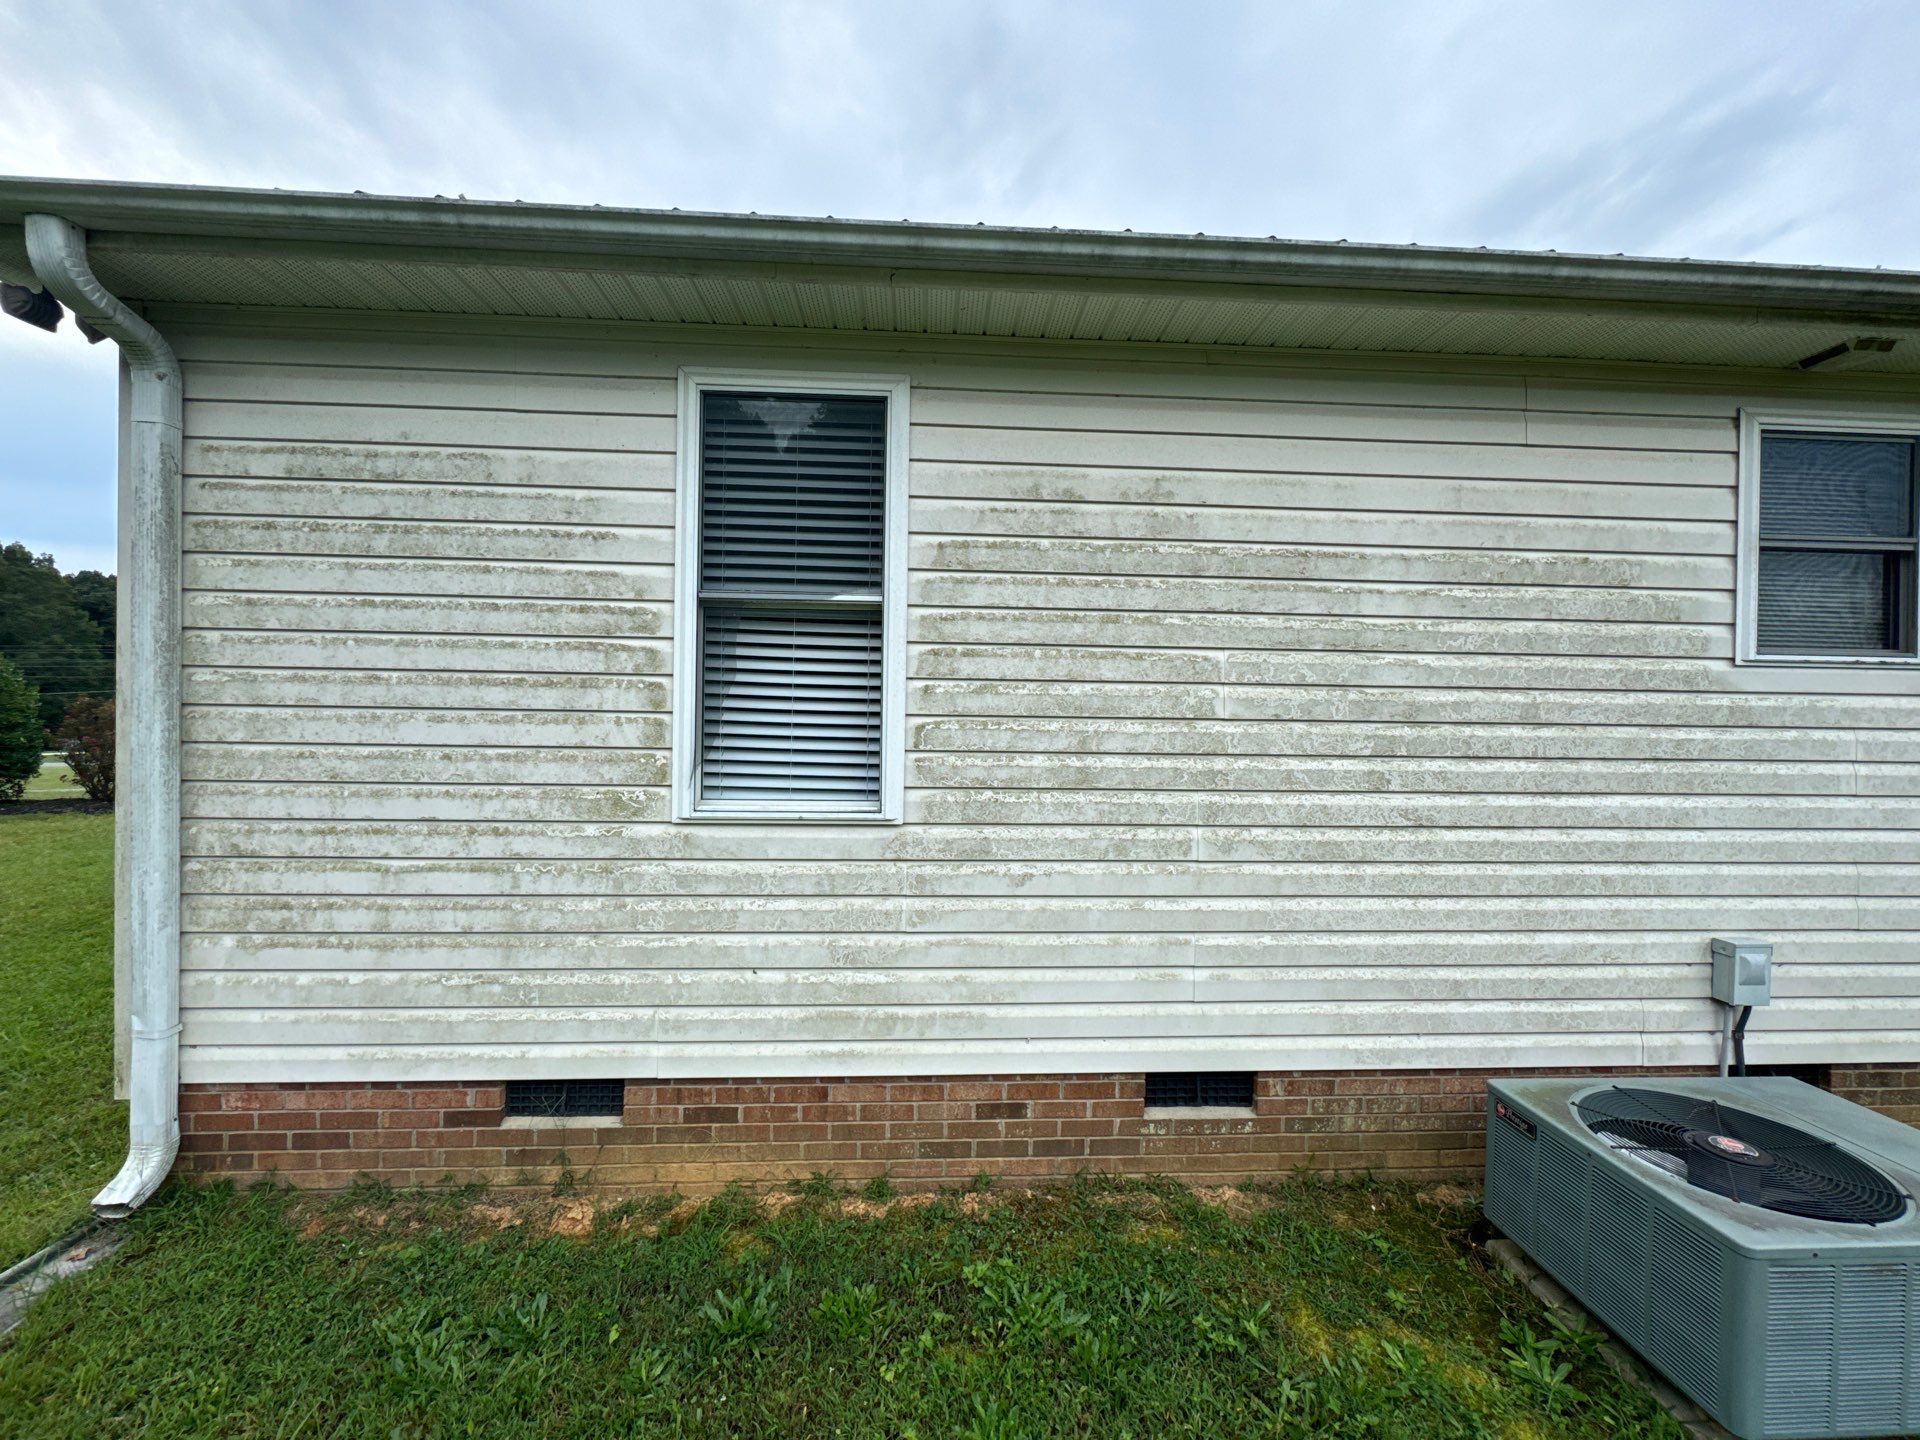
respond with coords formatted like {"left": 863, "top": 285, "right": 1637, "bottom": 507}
{"left": 5, "top": 0, "right": 1920, "bottom": 574}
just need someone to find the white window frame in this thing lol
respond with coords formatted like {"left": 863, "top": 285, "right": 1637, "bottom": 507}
{"left": 671, "top": 367, "right": 909, "bottom": 822}
{"left": 1736, "top": 407, "right": 1920, "bottom": 667}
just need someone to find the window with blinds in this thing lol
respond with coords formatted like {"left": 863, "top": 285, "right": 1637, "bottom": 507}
{"left": 1753, "top": 430, "right": 1917, "bottom": 658}
{"left": 678, "top": 383, "right": 900, "bottom": 816}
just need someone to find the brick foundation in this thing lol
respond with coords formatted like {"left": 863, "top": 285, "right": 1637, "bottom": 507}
{"left": 173, "top": 1062, "right": 1914, "bottom": 1193}
{"left": 1830, "top": 1065, "right": 1920, "bottom": 1127}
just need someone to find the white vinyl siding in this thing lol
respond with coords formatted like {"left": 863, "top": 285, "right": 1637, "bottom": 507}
{"left": 160, "top": 310, "right": 1920, "bottom": 1082}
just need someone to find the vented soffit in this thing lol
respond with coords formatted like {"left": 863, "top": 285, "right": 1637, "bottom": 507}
{"left": 5, "top": 176, "right": 1920, "bottom": 372}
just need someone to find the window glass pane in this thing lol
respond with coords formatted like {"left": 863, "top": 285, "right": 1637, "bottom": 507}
{"left": 1760, "top": 434, "right": 1913, "bottom": 539}
{"left": 1756, "top": 548, "right": 1904, "bottom": 653}
{"left": 701, "top": 392, "right": 887, "bottom": 594}
{"left": 699, "top": 607, "right": 883, "bottom": 804}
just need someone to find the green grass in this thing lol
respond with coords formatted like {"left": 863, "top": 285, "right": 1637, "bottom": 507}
{"left": 0, "top": 1177, "right": 1684, "bottom": 1439}
{"left": 0, "top": 810, "right": 122, "bottom": 1264}
{"left": 21, "top": 757, "right": 79, "bottom": 800}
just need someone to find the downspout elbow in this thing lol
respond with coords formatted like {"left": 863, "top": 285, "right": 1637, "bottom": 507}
{"left": 92, "top": 1125, "right": 180, "bottom": 1218}
{"left": 23, "top": 214, "right": 183, "bottom": 1219}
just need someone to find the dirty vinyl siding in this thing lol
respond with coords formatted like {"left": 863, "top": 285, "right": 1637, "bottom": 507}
{"left": 165, "top": 313, "right": 1920, "bottom": 1083}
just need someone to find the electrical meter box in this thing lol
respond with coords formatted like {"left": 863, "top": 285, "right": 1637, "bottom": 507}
{"left": 1710, "top": 938, "right": 1772, "bottom": 1008}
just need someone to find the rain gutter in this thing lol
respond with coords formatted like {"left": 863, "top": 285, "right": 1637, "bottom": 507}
{"left": 22, "top": 214, "right": 182, "bottom": 1217}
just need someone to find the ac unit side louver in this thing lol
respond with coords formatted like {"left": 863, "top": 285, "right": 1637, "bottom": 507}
{"left": 1485, "top": 1077, "right": 1920, "bottom": 1440}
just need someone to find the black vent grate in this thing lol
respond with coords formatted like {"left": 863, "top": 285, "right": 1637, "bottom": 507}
{"left": 504, "top": 1080, "right": 625, "bottom": 1119}
{"left": 1578, "top": 1086, "right": 1907, "bottom": 1225}
{"left": 1145, "top": 1072, "right": 1255, "bottom": 1109}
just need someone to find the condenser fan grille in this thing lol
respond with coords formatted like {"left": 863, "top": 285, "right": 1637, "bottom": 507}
{"left": 1576, "top": 1087, "right": 1908, "bottom": 1226}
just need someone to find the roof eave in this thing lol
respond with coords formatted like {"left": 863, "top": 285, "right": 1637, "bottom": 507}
{"left": 4, "top": 175, "right": 1920, "bottom": 323}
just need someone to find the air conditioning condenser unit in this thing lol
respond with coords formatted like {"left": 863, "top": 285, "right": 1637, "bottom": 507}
{"left": 1485, "top": 1076, "right": 1920, "bottom": 1439}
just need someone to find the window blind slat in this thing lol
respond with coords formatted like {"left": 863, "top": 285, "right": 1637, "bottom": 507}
{"left": 1760, "top": 434, "right": 1914, "bottom": 539}
{"left": 698, "top": 605, "right": 883, "bottom": 806}
{"left": 1756, "top": 548, "right": 1903, "bottom": 653}
{"left": 700, "top": 392, "right": 887, "bottom": 595}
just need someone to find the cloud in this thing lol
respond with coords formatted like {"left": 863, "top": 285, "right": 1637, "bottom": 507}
{"left": 1462, "top": 83, "right": 1831, "bottom": 258}
{"left": 4, "top": 0, "right": 1920, "bottom": 563}
{"left": 0, "top": 318, "right": 117, "bottom": 576}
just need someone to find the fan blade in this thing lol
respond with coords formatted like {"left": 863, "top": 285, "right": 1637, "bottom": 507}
{"left": 1683, "top": 1150, "right": 1740, "bottom": 1201}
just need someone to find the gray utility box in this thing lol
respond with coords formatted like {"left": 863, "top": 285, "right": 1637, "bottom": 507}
{"left": 1711, "top": 938, "right": 1774, "bottom": 1007}
{"left": 1486, "top": 1076, "right": 1920, "bottom": 1439}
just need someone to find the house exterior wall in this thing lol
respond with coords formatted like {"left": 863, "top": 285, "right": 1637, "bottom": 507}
{"left": 159, "top": 306, "right": 1920, "bottom": 1092}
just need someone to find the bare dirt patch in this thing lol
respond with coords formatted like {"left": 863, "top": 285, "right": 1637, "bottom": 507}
{"left": 1191, "top": 1186, "right": 1261, "bottom": 1218}
{"left": 547, "top": 1198, "right": 596, "bottom": 1237}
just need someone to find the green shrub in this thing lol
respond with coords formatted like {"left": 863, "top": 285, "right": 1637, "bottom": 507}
{"left": 57, "top": 695, "right": 114, "bottom": 803}
{"left": 0, "top": 658, "right": 41, "bottom": 801}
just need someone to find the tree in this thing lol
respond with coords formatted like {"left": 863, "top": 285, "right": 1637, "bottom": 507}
{"left": 0, "top": 543, "right": 114, "bottom": 734}
{"left": 65, "top": 568, "right": 116, "bottom": 638}
{"left": 58, "top": 694, "right": 114, "bottom": 803}
{"left": 0, "top": 658, "right": 41, "bottom": 802}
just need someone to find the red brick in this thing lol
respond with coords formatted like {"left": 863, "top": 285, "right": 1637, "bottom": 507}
{"left": 947, "top": 1082, "right": 1004, "bottom": 1101}
{"left": 885, "top": 1121, "right": 945, "bottom": 1141}
{"left": 1061, "top": 1081, "right": 1119, "bottom": 1100}
{"left": 196, "top": 1112, "right": 256, "bottom": 1133}
{"left": 179, "top": 1061, "right": 1849, "bottom": 1193}
{"left": 1005, "top": 1082, "right": 1062, "bottom": 1101}
{"left": 888, "top": 1084, "right": 945, "bottom": 1102}
{"left": 291, "top": 1131, "right": 351, "bottom": 1151}
{"left": 975, "top": 1101, "right": 1029, "bottom": 1121}
{"left": 914, "top": 1101, "right": 970, "bottom": 1121}
{"left": 442, "top": 1108, "right": 502, "bottom": 1128}
{"left": 1032, "top": 1138, "right": 1089, "bottom": 1158}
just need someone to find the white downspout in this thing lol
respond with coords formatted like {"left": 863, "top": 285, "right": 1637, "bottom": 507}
{"left": 23, "top": 215, "right": 182, "bottom": 1217}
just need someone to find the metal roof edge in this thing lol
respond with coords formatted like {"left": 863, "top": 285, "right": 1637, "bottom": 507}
{"left": 4, "top": 175, "right": 1920, "bottom": 321}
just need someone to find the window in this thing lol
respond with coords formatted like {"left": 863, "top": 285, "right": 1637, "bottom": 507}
{"left": 673, "top": 372, "right": 908, "bottom": 820}
{"left": 1739, "top": 414, "right": 1919, "bottom": 663}
{"left": 1144, "top": 1072, "right": 1256, "bottom": 1109}
{"left": 504, "top": 1079, "right": 625, "bottom": 1119}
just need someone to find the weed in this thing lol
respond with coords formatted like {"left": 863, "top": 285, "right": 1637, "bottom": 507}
{"left": 621, "top": 1345, "right": 674, "bottom": 1395}
{"left": 960, "top": 1396, "right": 1029, "bottom": 1440}
{"left": 373, "top": 1304, "right": 485, "bottom": 1394}
{"left": 699, "top": 1267, "right": 790, "bottom": 1347}
{"left": 816, "top": 1280, "right": 885, "bottom": 1339}
{"left": 1499, "top": 1317, "right": 1583, "bottom": 1414}
{"left": 965, "top": 1257, "right": 1089, "bottom": 1345}
{"left": 1069, "top": 1325, "right": 1124, "bottom": 1372}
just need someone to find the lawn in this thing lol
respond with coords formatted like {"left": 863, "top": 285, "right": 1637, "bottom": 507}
{"left": 22, "top": 757, "right": 79, "bottom": 800}
{"left": 0, "top": 810, "right": 122, "bottom": 1265}
{"left": 0, "top": 1177, "right": 1684, "bottom": 1440}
